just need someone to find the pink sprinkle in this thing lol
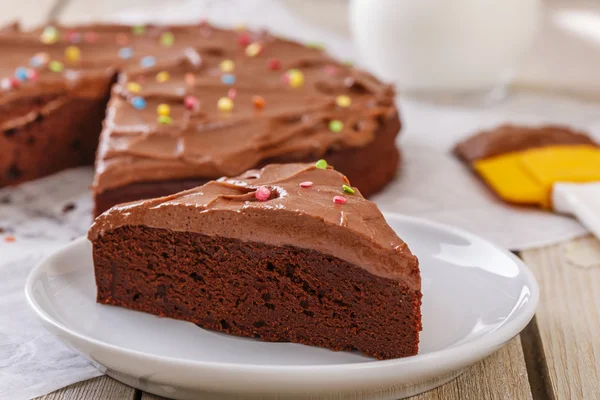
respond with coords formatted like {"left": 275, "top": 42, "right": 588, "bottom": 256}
{"left": 27, "top": 69, "right": 39, "bottom": 81}
{"left": 237, "top": 32, "right": 251, "bottom": 46}
{"left": 255, "top": 186, "right": 271, "bottom": 201}
{"left": 280, "top": 73, "right": 291, "bottom": 84}
{"left": 324, "top": 65, "right": 338, "bottom": 76}
{"left": 9, "top": 77, "right": 20, "bottom": 89}
{"left": 299, "top": 181, "right": 313, "bottom": 188}
{"left": 66, "top": 31, "right": 81, "bottom": 43}
{"left": 227, "top": 88, "right": 237, "bottom": 99}
{"left": 333, "top": 195, "right": 347, "bottom": 204}
{"left": 184, "top": 95, "right": 199, "bottom": 111}
{"left": 267, "top": 58, "right": 281, "bottom": 71}
{"left": 84, "top": 32, "right": 98, "bottom": 43}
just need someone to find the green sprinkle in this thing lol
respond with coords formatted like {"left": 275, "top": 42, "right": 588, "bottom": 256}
{"left": 157, "top": 115, "right": 172, "bottom": 124}
{"left": 315, "top": 159, "right": 328, "bottom": 169}
{"left": 306, "top": 42, "right": 324, "bottom": 51}
{"left": 132, "top": 25, "right": 146, "bottom": 35}
{"left": 48, "top": 60, "right": 64, "bottom": 72}
{"left": 329, "top": 120, "right": 344, "bottom": 133}
{"left": 343, "top": 60, "right": 354, "bottom": 67}
{"left": 342, "top": 184, "right": 355, "bottom": 194}
{"left": 160, "top": 32, "right": 175, "bottom": 47}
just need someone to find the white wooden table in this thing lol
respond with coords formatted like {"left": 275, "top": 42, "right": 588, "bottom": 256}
{"left": 5, "top": 0, "right": 598, "bottom": 398}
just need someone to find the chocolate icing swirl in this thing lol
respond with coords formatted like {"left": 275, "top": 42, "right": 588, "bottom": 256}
{"left": 88, "top": 163, "right": 419, "bottom": 288}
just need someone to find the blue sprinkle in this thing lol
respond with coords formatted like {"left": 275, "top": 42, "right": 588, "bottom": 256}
{"left": 118, "top": 47, "right": 134, "bottom": 60}
{"left": 140, "top": 56, "right": 156, "bottom": 68}
{"left": 221, "top": 73, "right": 236, "bottom": 85}
{"left": 15, "top": 67, "right": 29, "bottom": 81}
{"left": 29, "top": 56, "right": 42, "bottom": 68}
{"left": 131, "top": 96, "right": 147, "bottom": 110}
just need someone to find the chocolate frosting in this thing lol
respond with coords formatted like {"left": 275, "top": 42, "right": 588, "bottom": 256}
{"left": 454, "top": 124, "right": 598, "bottom": 164}
{"left": 88, "top": 163, "right": 419, "bottom": 288}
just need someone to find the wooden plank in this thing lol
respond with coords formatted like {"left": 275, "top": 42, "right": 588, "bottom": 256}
{"left": 520, "top": 235, "right": 600, "bottom": 399}
{"left": 411, "top": 336, "right": 532, "bottom": 400}
{"left": 35, "top": 376, "right": 137, "bottom": 400}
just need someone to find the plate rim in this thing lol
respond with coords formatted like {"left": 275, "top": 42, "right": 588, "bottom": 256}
{"left": 25, "top": 212, "right": 539, "bottom": 374}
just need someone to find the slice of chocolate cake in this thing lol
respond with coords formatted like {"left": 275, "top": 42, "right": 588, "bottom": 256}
{"left": 88, "top": 162, "right": 421, "bottom": 360}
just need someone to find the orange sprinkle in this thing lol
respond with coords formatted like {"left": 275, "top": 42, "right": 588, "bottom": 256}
{"left": 4, "top": 235, "right": 15, "bottom": 242}
{"left": 252, "top": 95, "right": 265, "bottom": 109}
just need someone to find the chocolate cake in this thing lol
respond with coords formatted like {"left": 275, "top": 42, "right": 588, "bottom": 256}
{"left": 0, "top": 22, "right": 401, "bottom": 215}
{"left": 88, "top": 162, "right": 421, "bottom": 360}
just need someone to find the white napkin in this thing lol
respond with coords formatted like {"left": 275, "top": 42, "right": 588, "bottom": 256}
{"left": 2, "top": 0, "right": 600, "bottom": 398}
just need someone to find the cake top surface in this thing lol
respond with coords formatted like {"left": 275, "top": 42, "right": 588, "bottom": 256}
{"left": 454, "top": 124, "right": 598, "bottom": 164}
{"left": 0, "top": 22, "right": 397, "bottom": 192}
{"left": 89, "top": 162, "right": 419, "bottom": 287}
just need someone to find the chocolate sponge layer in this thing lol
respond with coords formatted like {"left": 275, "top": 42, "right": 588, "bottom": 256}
{"left": 92, "top": 225, "right": 421, "bottom": 360}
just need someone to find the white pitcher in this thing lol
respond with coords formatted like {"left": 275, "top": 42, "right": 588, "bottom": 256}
{"left": 350, "top": 0, "right": 541, "bottom": 101}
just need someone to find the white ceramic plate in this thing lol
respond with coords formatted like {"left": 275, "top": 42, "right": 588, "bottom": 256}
{"left": 25, "top": 213, "right": 538, "bottom": 400}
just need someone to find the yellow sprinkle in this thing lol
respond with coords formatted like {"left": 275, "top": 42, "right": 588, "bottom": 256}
{"left": 157, "top": 103, "right": 171, "bottom": 116}
{"left": 288, "top": 69, "right": 304, "bottom": 88}
{"left": 335, "top": 95, "right": 351, "bottom": 108}
{"left": 155, "top": 71, "right": 170, "bottom": 83}
{"left": 64, "top": 46, "right": 81, "bottom": 62}
{"left": 245, "top": 42, "right": 262, "bottom": 57}
{"left": 40, "top": 26, "right": 59, "bottom": 44}
{"left": 217, "top": 97, "right": 234, "bottom": 112}
{"left": 234, "top": 24, "right": 246, "bottom": 32}
{"left": 219, "top": 59, "right": 235, "bottom": 73}
{"left": 126, "top": 82, "right": 142, "bottom": 93}
{"left": 48, "top": 60, "right": 64, "bottom": 73}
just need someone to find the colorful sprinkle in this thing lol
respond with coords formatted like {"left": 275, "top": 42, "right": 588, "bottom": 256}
{"left": 267, "top": 58, "right": 281, "bottom": 71}
{"left": 30, "top": 52, "right": 49, "bottom": 68}
{"left": 333, "top": 195, "right": 347, "bottom": 204}
{"left": 284, "top": 69, "right": 304, "bottom": 88}
{"left": 299, "top": 181, "right": 313, "bottom": 188}
{"left": 116, "top": 33, "right": 129, "bottom": 45}
{"left": 140, "top": 56, "right": 156, "bottom": 68}
{"left": 132, "top": 25, "right": 146, "bottom": 35}
{"left": 227, "top": 88, "right": 237, "bottom": 99}
{"left": 234, "top": 24, "right": 247, "bottom": 32}
{"left": 4, "top": 235, "right": 16, "bottom": 243}
{"left": 118, "top": 47, "right": 134, "bottom": 60}
{"left": 245, "top": 42, "right": 263, "bottom": 57}
{"left": 131, "top": 96, "right": 146, "bottom": 110}
{"left": 342, "top": 184, "right": 355, "bottom": 194}
{"left": 185, "top": 73, "right": 196, "bottom": 86}
{"left": 255, "top": 186, "right": 271, "bottom": 201}
{"left": 65, "top": 46, "right": 81, "bottom": 62}
{"left": 221, "top": 74, "right": 236, "bottom": 85}
{"left": 343, "top": 60, "right": 354, "bottom": 67}
{"left": 219, "top": 59, "right": 235, "bottom": 73}
{"left": 158, "top": 115, "right": 172, "bottom": 124}
{"left": 1, "top": 78, "right": 13, "bottom": 91}
{"left": 184, "top": 95, "right": 199, "bottom": 111}
{"left": 84, "top": 32, "right": 98, "bottom": 43}
{"left": 48, "top": 60, "right": 64, "bottom": 73}
{"left": 126, "top": 82, "right": 142, "bottom": 93}
{"left": 27, "top": 69, "right": 39, "bottom": 81}
{"left": 237, "top": 32, "right": 251, "bottom": 46}
{"left": 157, "top": 103, "right": 171, "bottom": 116}
{"left": 335, "top": 95, "right": 351, "bottom": 108}
{"left": 40, "top": 26, "right": 59, "bottom": 44}
{"left": 15, "top": 67, "right": 29, "bottom": 81}
{"left": 315, "top": 159, "right": 328, "bottom": 169}
{"left": 217, "top": 97, "right": 234, "bottom": 112}
{"left": 329, "top": 120, "right": 344, "bottom": 133}
{"left": 160, "top": 32, "right": 175, "bottom": 47}
{"left": 306, "top": 42, "right": 324, "bottom": 50}
{"left": 155, "top": 71, "right": 170, "bottom": 83}
{"left": 252, "top": 95, "right": 265, "bottom": 109}
{"left": 66, "top": 31, "right": 82, "bottom": 43}
{"left": 324, "top": 65, "right": 338, "bottom": 76}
